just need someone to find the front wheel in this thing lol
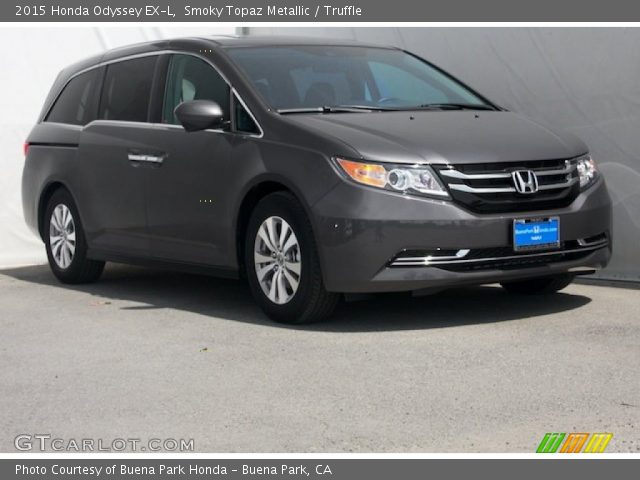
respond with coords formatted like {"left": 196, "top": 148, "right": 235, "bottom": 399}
{"left": 500, "top": 274, "right": 575, "bottom": 295}
{"left": 244, "top": 192, "right": 339, "bottom": 324}
{"left": 44, "top": 189, "right": 104, "bottom": 284}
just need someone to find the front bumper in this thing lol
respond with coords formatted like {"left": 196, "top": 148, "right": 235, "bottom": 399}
{"left": 312, "top": 177, "right": 612, "bottom": 293}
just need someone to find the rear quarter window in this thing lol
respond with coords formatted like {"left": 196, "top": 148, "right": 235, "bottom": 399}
{"left": 45, "top": 69, "right": 99, "bottom": 125}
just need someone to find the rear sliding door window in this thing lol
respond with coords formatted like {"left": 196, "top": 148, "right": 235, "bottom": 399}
{"left": 162, "top": 54, "right": 230, "bottom": 125}
{"left": 46, "top": 69, "right": 99, "bottom": 125}
{"left": 99, "top": 56, "right": 157, "bottom": 122}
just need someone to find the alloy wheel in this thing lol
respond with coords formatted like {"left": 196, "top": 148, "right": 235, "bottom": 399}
{"left": 253, "top": 216, "right": 301, "bottom": 305}
{"left": 49, "top": 204, "right": 76, "bottom": 269}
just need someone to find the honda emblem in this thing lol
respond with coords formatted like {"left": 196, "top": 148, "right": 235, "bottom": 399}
{"left": 512, "top": 170, "right": 539, "bottom": 194}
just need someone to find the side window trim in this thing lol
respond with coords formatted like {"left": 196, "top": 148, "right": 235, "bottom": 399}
{"left": 231, "top": 91, "right": 263, "bottom": 137}
{"left": 44, "top": 50, "right": 264, "bottom": 137}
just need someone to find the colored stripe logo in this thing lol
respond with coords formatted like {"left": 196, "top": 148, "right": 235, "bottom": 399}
{"left": 536, "top": 433, "right": 612, "bottom": 453}
{"left": 584, "top": 433, "right": 613, "bottom": 453}
{"left": 536, "top": 433, "right": 565, "bottom": 453}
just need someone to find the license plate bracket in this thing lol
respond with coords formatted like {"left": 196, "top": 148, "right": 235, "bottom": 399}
{"left": 513, "top": 217, "right": 560, "bottom": 252}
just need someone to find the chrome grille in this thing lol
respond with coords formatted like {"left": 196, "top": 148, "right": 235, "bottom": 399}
{"left": 435, "top": 159, "right": 581, "bottom": 213}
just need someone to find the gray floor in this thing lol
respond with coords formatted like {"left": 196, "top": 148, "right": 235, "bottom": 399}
{"left": 0, "top": 264, "right": 638, "bottom": 453}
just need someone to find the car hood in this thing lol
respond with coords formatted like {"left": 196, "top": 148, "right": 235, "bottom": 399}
{"left": 284, "top": 110, "right": 588, "bottom": 165}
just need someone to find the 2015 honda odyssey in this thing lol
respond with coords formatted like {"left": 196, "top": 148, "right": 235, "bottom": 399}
{"left": 22, "top": 36, "right": 612, "bottom": 323}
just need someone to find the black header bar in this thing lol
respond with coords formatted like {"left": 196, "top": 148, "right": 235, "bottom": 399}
{"left": 5, "top": 0, "right": 640, "bottom": 22}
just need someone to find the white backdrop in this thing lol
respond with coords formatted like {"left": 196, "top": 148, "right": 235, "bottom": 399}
{"left": 0, "top": 26, "right": 235, "bottom": 268}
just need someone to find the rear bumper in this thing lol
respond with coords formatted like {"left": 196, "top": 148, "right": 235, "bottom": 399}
{"left": 311, "top": 177, "right": 612, "bottom": 293}
{"left": 22, "top": 157, "right": 41, "bottom": 239}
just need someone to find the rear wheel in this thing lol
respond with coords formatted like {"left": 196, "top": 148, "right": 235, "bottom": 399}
{"left": 500, "top": 274, "right": 575, "bottom": 295}
{"left": 44, "top": 189, "right": 104, "bottom": 284}
{"left": 244, "top": 192, "right": 339, "bottom": 324}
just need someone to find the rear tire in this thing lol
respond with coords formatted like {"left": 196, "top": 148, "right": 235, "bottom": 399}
{"left": 44, "top": 189, "right": 104, "bottom": 284}
{"left": 500, "top": 274, "right": 575, "bottom": 295}
{"left": 244, "top": 192, "right": 339, "bottom": 324}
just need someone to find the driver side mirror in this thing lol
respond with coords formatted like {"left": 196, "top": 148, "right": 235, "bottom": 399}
{"left": 174, "top": 100, "right": 225, "bottom": 132}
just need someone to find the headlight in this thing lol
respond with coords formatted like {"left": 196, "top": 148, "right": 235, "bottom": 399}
{"left": 335, "top": 158, "right": 449, "bottom": 198}
{"left": 576, "top": 154, "right": 599, "bottom": 190}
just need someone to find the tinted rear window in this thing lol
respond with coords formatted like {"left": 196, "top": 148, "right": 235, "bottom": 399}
{"left": 99, "top": 56, "right": 157, "bottom": 122}
{"left": 46, "top": 69, "right": 99, "bottom": 125}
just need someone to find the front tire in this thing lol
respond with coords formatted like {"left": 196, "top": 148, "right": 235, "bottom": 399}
{"left": 44, "top": 189, "right": 104, "bottom": 284}
{"left": 500, "top": 274, "right": 575, "bottom": 295}
{"left": 244, "top": 192, "right": 339, "bottom": 324}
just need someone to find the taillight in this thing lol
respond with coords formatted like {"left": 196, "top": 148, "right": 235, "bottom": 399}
{"left": 23, "top": 142, "right": 29, "bottom": 157}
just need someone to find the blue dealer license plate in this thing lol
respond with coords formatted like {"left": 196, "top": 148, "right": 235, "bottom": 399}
{"left": 513, "top": 217, "right": 560, "bottom": 251}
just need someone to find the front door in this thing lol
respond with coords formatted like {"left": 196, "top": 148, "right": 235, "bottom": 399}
{"left": 144, "top": 54, "right": 234, "bottom": 267}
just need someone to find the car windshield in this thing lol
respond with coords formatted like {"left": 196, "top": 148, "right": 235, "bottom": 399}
{"left": 226, "top": 45, "right": 492, "bottom": 112}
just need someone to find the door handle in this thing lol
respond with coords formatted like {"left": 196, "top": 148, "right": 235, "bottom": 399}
{"left": 128, "top": 153, "right": 165, "bottom": 165}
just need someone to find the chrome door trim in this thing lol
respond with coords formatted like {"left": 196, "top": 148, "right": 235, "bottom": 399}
{"left": 128, "top": 153, "right": 164, "bottom": 164}
{"left": 42, "top": 49, "right": 264, "bottom": 139}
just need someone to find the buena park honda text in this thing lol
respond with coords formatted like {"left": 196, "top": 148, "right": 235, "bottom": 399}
{"left": 22, "top": 36, "right": 612, "bottom": 323}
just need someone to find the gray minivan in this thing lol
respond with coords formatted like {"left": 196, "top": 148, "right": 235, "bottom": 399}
{"left": 22, "top": 36, "right": 612, "bottom": 323}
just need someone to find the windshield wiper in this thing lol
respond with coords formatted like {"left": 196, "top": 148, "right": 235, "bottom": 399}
{"left": 330, "top": 105, "right": 399, "bottom": 111}
{"left": 411, "top": 103, "right": 496, "bottom": 111}
{"left": 277, "top": 103, "right": 495, "bottom": 114}
{"left": 277, "top": 105, "right": 396, "bottom": 114}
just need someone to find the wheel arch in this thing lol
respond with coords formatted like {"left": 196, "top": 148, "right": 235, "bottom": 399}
{"left": 37, "top": 181, "right": 75, "bottom": 241}
{"left": 234, "top": 177, "right": 315, "bottom": 278}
